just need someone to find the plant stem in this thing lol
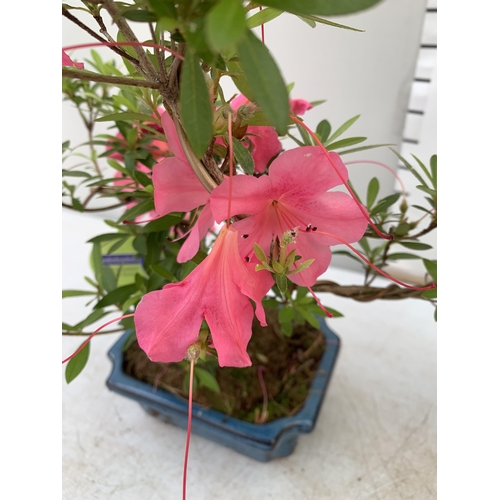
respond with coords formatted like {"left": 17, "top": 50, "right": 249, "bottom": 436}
{"left": 62, "top": 68, "right": 162, "bottom": 89}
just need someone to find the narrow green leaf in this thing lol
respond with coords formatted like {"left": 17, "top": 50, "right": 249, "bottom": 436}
{"left": 232, "top": 138, "right": 255, "bottom": 174}
{"left": 180, "top": 48, "right": 213, "bottom": 158}
{"left": 327, "top": 114, "right": 360, "bottom": 143}
{"left": 297, "top": 15, "right": 316, "bottom": 28}
{"left": 257, "top": 0, "right": 383, "bottom": 16}
{"left": 297, "top": 13, "right": 363, "bottom": 32}
{"left": 121, "top": 9, "right": 158, "bottom": 22}
{"left": 226, "top": 58, "right": 255, "bottom": 102}
{"left": 237, "top": 30, "right": 289, "bottom": 135}
{"left": 390, "top": 148, "right": 428, "bottom": 187}
{"left": 150, "top": 264, "right": 177, "bottom": 282}
{"left": 148, "top": 0, "right": 176, "bottom": 18}
{"left": 430, "top": 155, "right": 437, "bottom": 189}
{"left": 393, "top": 222, "right": 411, "bottom": 237}
{"left": 297, "top": 307, "right": 320, "bottom": 329}
{"left": 411, "top": 154, "right": 433, "bottom": 184}
{"left": 366, "top": 177, "right": 380, "bottom": 208}
{"left": 87, "top": 233, "right": 129, "bottom": 244}
{"left": 278, "top": 306, "right": 295, "bottom": 324}
{"left": 94, "top": 284, "right": 138, "bottom": 309}
{"left": 338, "top": 143, "right": 395, "bottom": 155}
{"left": 386, "top": 252, "right": 422, "bottom": 260}
{"left": 95, "top": 112, "right": 159, "bottom": 123}
{"left": 117, "top": 198, "right": 155, "bottom": 224}
{"left": 316, "top": 119, "right": 331, "bottom": 143}
{"left": 398, "top": 241, "right": 433, "bottom": 250}
{"left": 62, "top": 290, "right": 96, "bottom": 298}
{"left": 371, "top": 193, "right": 400, "bottom": 215}
{"left": 253, "top": 243, "right": 268, "bottom": 264}
{"left": 195, "top": 368, "right": 221, "bottom": 392}
{"left": 423, "top": 259, "right": 437, "bottom": 282}
{"left": 247, "top": 7, "right": 283, "bottom": 28}
{"left": 73, "top": 309, "right": 109, "bottom": 331}
{"left": 416, "top": 185, "right": 437, "bottom": 197}
{"left": 326, "top": 137, "right": 366, "bottom": 150}
{"left": 65, "top": 342, "right": 90, "bottom": 383}
{"left": 275, "top": 274, "right": 289, "bottom": 294}
{"left": 296, "top": 122, "right": 313, "bottom": 145}
{"left": 421, "top": 288, "right": 437, "bottom": 299}
{"left": 206, "top": 0, "right": 246, "bottom": 52}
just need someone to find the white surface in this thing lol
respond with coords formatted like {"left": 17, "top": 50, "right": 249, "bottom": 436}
{"left": 62, "top": 209, "right": 436, "bottom": 499}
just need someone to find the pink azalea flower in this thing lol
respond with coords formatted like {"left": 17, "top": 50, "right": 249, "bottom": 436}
{"left": 210, "top": 146, "right": 368, "bottom": 287}
{"left": 134, "top": 225, "right": 274, "bottom": 367}
{"left": 152, "top": 110, "right": 215, "bottom": 263}
{"left": 290, "top": 98, "right": 313, "bottom": 115}
{"left": 227, "top": 94, "right": 312, "bottom": 174}
{"left": 62, "top": 50, "right": 84, "bottom": 69}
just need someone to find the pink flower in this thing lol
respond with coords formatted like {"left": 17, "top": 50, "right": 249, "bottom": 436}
{"left": 62, "top": 50, "right": 84, "bottom": 69}
{"left": 210, "top": 146, "right": 368, "bottom": 286}
{"left": 134, "top": 225, "right": 274, "bottom": 367}
{"left": 290, "top": 98, "right": 313, "bottom": 115}
{"left": 152, "top": 110, "right": 214, "bottom": 262}
{"left": 228, "top": 95, "right": 312, "bottom": 173}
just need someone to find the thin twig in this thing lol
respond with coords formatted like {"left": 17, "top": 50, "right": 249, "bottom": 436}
{"left": 62, "top": 6, "right": 139, "bottom": 65}
{"left": 62, "top": 68, "right": 161, "bottom": 89}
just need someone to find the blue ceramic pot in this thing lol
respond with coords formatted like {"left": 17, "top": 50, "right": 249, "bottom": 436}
{"left": 106, "top": 317, "right": 341, "bottom": 462}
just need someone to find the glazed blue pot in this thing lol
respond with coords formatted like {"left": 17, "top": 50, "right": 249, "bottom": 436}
{"left": 106, "top": 318, "right": 341, "bottom": 462}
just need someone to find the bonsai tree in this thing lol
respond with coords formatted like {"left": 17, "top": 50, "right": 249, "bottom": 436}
{"left": 62, "top": 0, "right": 436, "bottom": 496}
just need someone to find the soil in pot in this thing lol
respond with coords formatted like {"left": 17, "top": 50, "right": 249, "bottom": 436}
{"left": 123, "top": 309, "right": 327, "bottom": 424}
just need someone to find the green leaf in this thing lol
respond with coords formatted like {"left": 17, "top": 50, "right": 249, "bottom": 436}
{"left": 237, "top": 29, "right": 289, "bottom": 135}
{"left": 73, "top": 309, "right": 109, "bottom": 331}
{"left": 398, "top": 241, "right": 433, "bottom": 250}
{"left": 253, "top": 243, "right": 269, "bottom": 264}
{"left": 278, "top": 306, "right": 295, "bottom": 324}
{"left": 65, "top": 342, "right": 90, "bottom": 384}
{"left": 297, "top": 15, "right": 315, "bottom": 28}
{"left": 338, "top": 143, "right": 395, "bottom": 155}
{"left": 257, "top": 0, "right": 383, "bottom": 16}
{"left": 87, "top": 233, "right": 129, "bottom": 244}
{"left": 416, "top": 185, "right": 437, "bottom": 197}
{"left": 423, "top": 259, "right": 437, "bottom": 282}
{"left": 371, "top": 193, "right": 400, "bottom": 215}
{"left": 206, "top": 0, "right": 246, "bottom": 52}
{"left": 386, "top": 252, "right": 422, "bottom": 260}
{"left": 327, "top": 114, "right": 360, "bottom": 143}
{"left": 150, "top": 264, "right": 177, "bottom": 282}
{"left": 275, "top": 274, "right": 289, "bottom": 294}
{"left": 148, "top": 0, "right": 176, "bottom": 18}
{"left": 95, "top": 112, "right": 159, "bottom": 123}
{"left": 121, "top": 9, "right": 158, "bottom": 23}
{"left": 326, "top": 137, "right": 366, "bottom": 150}
{"left": 315, "top": 119, "right": 331, "bottom": 143}
{"left": 297, "top": 13, "right": 363, "bottom": 32}
{"left": 297, "top": 307, "right": 320, "bottom": 329}
{"left": 246, "top": 7, "right": 283, "bottom": 29}
{"left": 232, "top": 138, "right": 255, "bottom": 174}
{"left": 393, "top": 222, "right": 411, "bottom": 237}
{"left": 430, "top": 155, "right": 437, "bottom": 189}
{"left": 390, "top": 148, "right": 428, "bottom": 187}
{"left": 118, "top": 197, "right": 155, "bottom": 224}
{"left": 180, "top": 48, "right": 213, "bottom": 158}
{"left": 62, "top": 290, "right": 95, "bottom": 298}
{"left": 366, "top": 177, "right": 379, "bottom": 208}
{"left": 421, "top": 288, "right": 437, "bottom": 299}
{"left": 94, "top": 284, "right": 138, "bottom": 309}
{"left": 195, "top": 368, "right": 221, "bottom": 392}
{"left": 226, "top": 58, "right": 255, "bottom": 102}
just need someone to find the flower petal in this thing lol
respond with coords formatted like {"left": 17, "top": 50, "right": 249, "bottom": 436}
{"left": 290, "top": 98, "right": 312, "bottom": 115}
{"left": 210, "top": 174, "right": 272, "bottom": 222}
{"left": 246, "top": 126, "right": 282, "bottom": 173}
{"left": 153, "top": 157, "right": 210, "bottom": 215}
{"left": 269, "top": 147, "right": 348, "bottom": 198}
{"left": 160, "top": 109, "right": 188, "bottom": 162}
{"left": 135, "top": 282, "right": 203, "bottom": 363}
{"left": 177, "top": 204, "right": 215, "bottom": 263}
